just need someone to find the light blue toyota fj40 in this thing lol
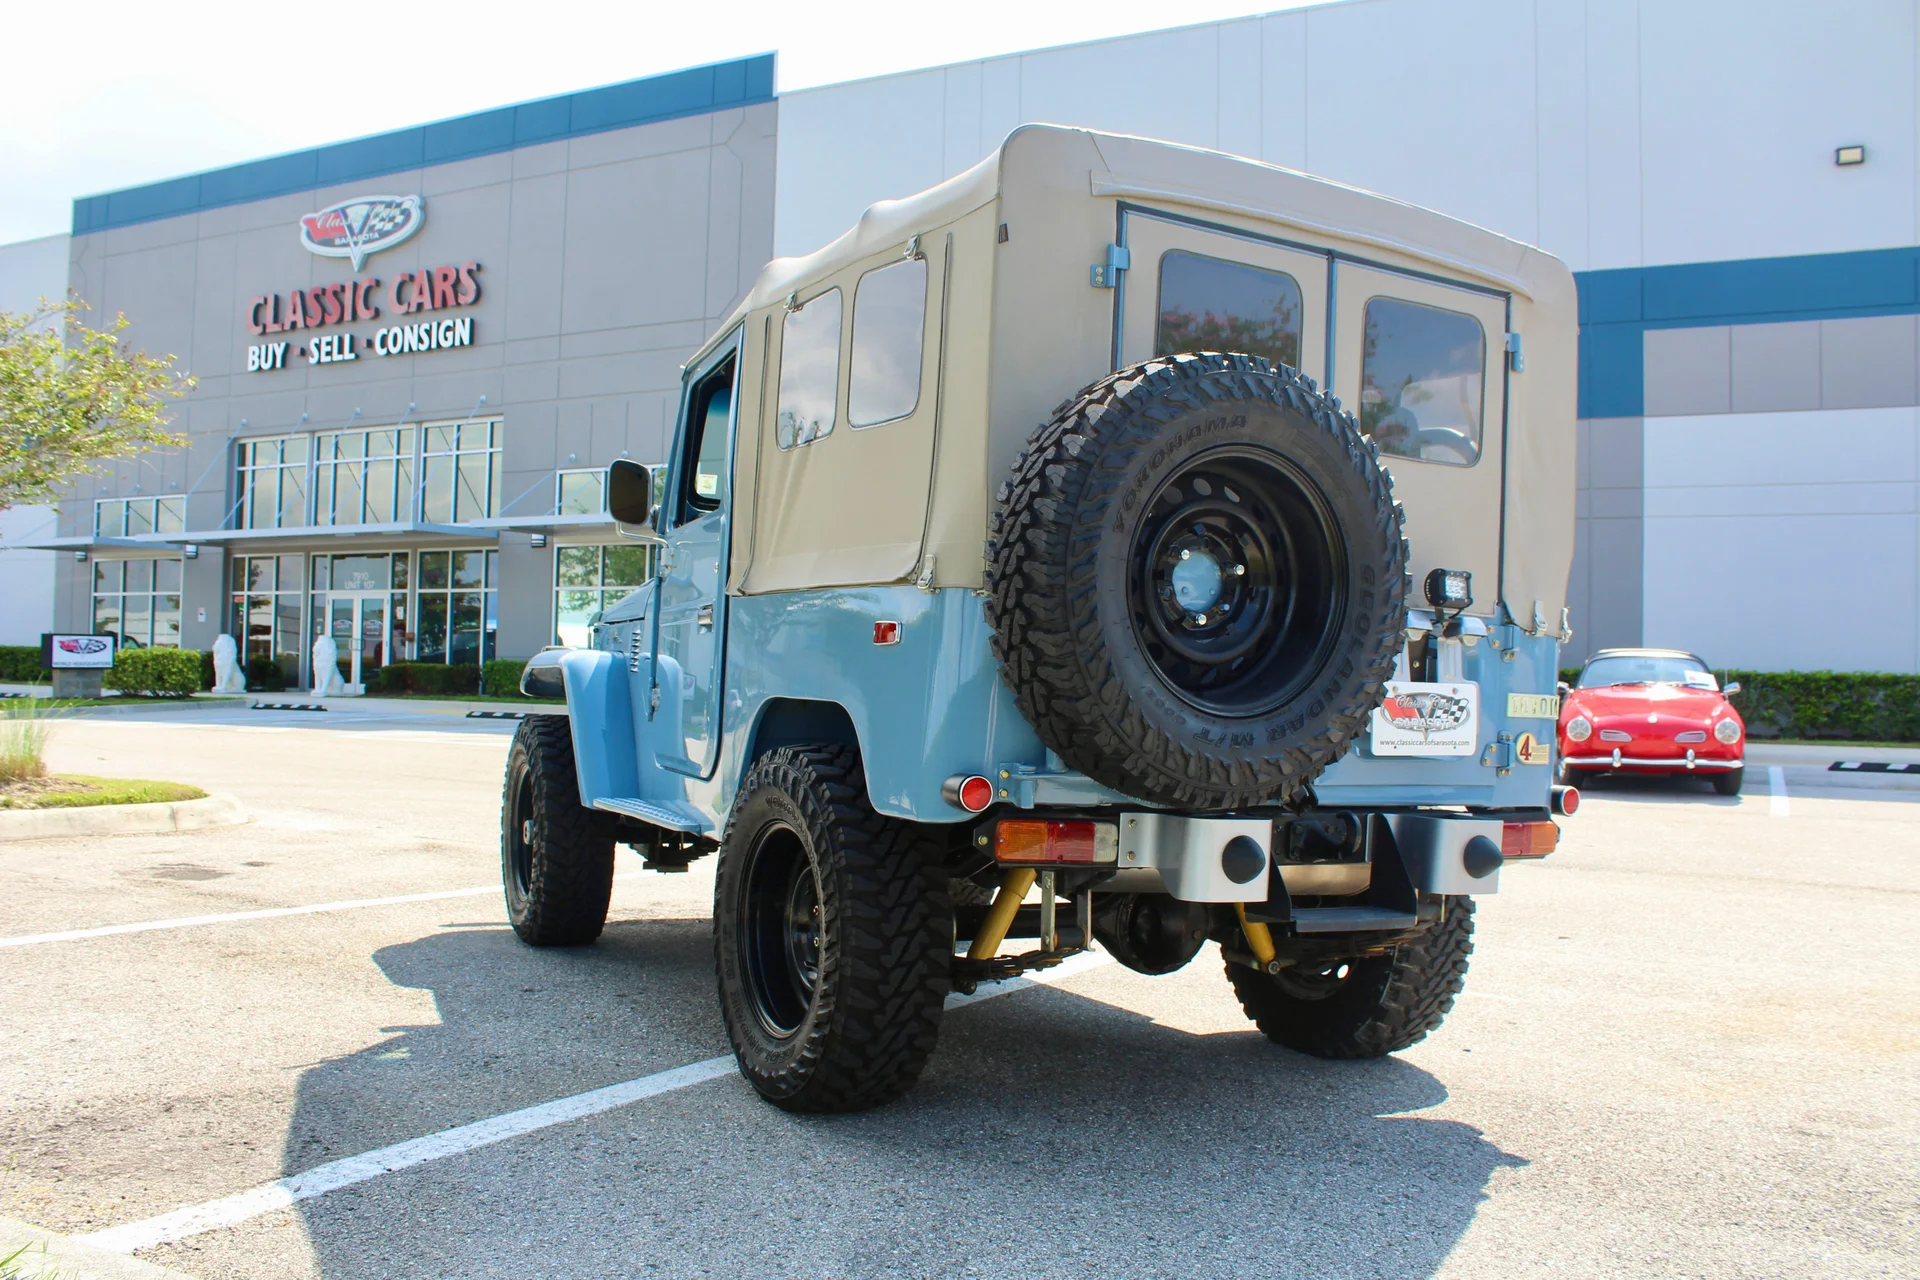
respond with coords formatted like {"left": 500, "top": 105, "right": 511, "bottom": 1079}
{"left": 504, "top": 126, "right": 1580, "bottom": 1112}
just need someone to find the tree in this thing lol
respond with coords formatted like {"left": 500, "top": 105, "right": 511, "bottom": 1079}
{"left": 0, "top": 298, "right": 193, "bottom": 510}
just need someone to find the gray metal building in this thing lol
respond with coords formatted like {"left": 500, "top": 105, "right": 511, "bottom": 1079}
{"left": 28, "top": 56, "right": 774, "bottom": 688}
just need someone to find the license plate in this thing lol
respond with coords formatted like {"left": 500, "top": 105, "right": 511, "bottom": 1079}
{"left": 1371, "top": 682, "right": 1479, "bottom": 756}
{"left": 1507, "top": 693, "right": 1561, "bottom": 720}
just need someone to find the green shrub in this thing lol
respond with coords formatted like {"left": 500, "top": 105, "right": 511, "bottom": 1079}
{"left": 483, "top": 659, "right": 528, "bottom": 697}
{"left": 0, "top": 645, "right": 47, "bottom": 682}
{"left": 372, "top": 663, "right": 481, "bottom": 696}
{"left": 246, "top": 657, "right": 286, "bottom": 692}
{"left": 0, "top": 703, "right": 52, "bottom": 783}
{"left": 103, "top": 647, "right": 203, "bottom": 697}
{"left": 199, "top": 649, "right": 216, "bottom": 691}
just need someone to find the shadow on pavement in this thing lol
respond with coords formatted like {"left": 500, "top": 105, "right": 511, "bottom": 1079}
{"left": 286, "top": 922, "right": 1522, "bottom": 1280}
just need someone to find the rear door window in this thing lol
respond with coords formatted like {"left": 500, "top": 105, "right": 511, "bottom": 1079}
{"left": 1359, "top": 297, "right": 1485, "bottom": 466}
{"left": 1155, "top": 251, "right": 1303, "bottom": 371}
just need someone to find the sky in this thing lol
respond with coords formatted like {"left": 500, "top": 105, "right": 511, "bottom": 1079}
{"left": 2, "top": 0, "right": 1324, "bottom": 245}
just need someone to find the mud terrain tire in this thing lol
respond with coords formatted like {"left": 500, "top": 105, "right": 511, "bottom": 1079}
{"left": 987, "top": 352, "right": 1410, "bottom": 809}
{"left": 1226, "top": 897, "right": 1475, "bottom": 1057}
{"left": 715, "top": 745, "right": 950, "bottom": 1112}
{"left": 501, "top": 715, "right": 616, "bottom": 946}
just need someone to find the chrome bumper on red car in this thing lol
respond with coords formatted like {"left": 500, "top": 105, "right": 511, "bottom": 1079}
{"left": 1563, "top": 748, "right": 1743, "bottom": 771}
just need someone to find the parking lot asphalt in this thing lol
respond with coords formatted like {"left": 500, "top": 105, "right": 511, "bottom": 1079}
{"left": 2, "top": 716, "right": 1916, "bottom": 1279}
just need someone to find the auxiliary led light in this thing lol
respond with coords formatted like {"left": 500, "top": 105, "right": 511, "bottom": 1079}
{"left": 1423, "top": 567, "right": 1472, "bottom": 610}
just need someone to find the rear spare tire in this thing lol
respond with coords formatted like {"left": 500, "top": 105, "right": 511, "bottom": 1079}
{"left": 987, "top": 352, "right": 1410, "bottom": 808}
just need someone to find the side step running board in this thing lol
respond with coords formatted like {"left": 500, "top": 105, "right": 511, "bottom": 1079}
{"left": 592, "top": 797, "right": 712, "bottom": 834}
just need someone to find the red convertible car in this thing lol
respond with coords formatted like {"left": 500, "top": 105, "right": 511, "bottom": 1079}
{"left": 1557, "top": 648, "right": 1745, "bottom": 795}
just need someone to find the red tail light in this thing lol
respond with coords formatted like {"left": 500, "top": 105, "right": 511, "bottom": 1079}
{"left": 1501, "top": 821, "right": 1558, "bottom": 858}
{"left": 994, "top": 820, "right": 1118, "bottom": 864}
{"left": 941, "top": 774, "right": 995, "bottom": 812}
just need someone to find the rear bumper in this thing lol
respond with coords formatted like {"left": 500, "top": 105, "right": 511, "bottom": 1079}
{"left": 1563, "top": 749, "right": 1742, "bottom": 772}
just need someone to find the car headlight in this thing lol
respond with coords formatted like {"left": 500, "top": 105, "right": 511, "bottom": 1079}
{"left": 1565, "top": 716, "right": 1592, "bottom": 743}
{"left": 1714, "top": 718, "right": 1741, "bottom": 744}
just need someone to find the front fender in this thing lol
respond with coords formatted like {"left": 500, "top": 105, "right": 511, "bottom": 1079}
{"left": 558, "top": 650, "right": 638, "bottom": 809}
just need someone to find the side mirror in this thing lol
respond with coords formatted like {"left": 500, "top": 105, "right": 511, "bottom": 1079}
{"left": 607, "top": 459, "right": 661, "bottom": 542}
{"left": 1556, "top": 681, "right": 1570, "bottom": 697}
{"left": 1722, "top": 680, "right": 1741, "bottom": 697}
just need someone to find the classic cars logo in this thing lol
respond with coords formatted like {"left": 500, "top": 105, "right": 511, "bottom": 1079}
{"left": 299, "top": 195, "right": 424, "bottom": 270}
{"left": 1379, "top": 690, "right": 1473, "bottom": 740}
{"left": 56, "top": 637, "right": 110, "bottom": 657}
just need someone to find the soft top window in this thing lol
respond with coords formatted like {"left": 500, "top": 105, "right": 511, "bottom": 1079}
{"left": 1360, "top": 297, "right": 1485, "bottom": 467}
{"left": 775, "top": 289, "right": 842, "bottom": 450}
{"left": 1578, "top": 655, "right": 1715, "bottom": 689}
{"left": 1155, "top": 251, "right": 1302, "bottom": 371}
{"left": 849, "top": 257, "right": 927, "bottom": 427}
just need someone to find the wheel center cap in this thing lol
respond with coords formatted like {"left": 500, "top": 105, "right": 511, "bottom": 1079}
{"left": 1169, "top": 548, "right": 1224, "bottom": 612}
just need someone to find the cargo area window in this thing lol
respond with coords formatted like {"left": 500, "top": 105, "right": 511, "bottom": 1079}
{"left": 1359, "top": 297, "right": 1485, "bottom": 467}
{"left": 775, "top": 288, "right": 841, "bottom": 449}
{"left": 849, "top": 257, "right": 927, "bottom": 427}
{"left": 1155, "top": 251, "right": 1303, "bottom": 371}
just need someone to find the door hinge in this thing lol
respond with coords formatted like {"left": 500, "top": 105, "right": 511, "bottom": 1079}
{"left": 914, "top": 555, "right": 937, "bottom": 592}
{"left": 1090, "top": 243, "right": 1131, "bottom": 288}
{"left": 1504, "top": 331, "right": 1525, "bottom": 373}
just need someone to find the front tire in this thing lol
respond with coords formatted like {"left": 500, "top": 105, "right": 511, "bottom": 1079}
{"left": 1712, "top": 766, "right": 1745, "bottom": 796}
{"left": 501, "top": 715, "right": 616, "bottom": 946}
{"left": 1226, "top": 897, "right": 1475, "bottom": 1058}
{"left": 714, "top": 745, "right": 950, "bottom": 1112}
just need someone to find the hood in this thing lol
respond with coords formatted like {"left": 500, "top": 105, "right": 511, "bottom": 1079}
{"left": 1564, "top": 684, "right": 1735, "bottom": 725}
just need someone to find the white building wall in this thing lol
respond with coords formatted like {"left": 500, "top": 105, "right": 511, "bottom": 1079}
{"left": 0, "top": 232, "right": 68, "bottom": 646}
{"left": 773, "top": 0, "right": 1920, "bottom": 270}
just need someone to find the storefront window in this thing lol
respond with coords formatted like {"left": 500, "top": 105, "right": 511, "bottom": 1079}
{"left": 228, "top": 554, "right": 305, "bottom": 684}
{"left": 556, "top": 469, "right": 606, "bottom": 515}
{"left": 92, "top": 558, "right": 183, "bottom": 648}
{"left": 95, "top": 496, "right": 185, "bottom": 537}
{"left": 415, "top": 549, "right": 497, "bottom": 663}
{"left": 316, "top": 427, "right": 416, "bottom": 525}
{"left": 420, "top": 420, "right": 502, "bottom": 525}
{"left": 236, "top": 436, "right": 311, "bottom": 529}
{"left": 554, "top": 544, "right": 654, "bottom": 646}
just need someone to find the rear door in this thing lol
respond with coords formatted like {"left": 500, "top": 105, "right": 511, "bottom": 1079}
{"left": 1331, "top": 267, "right": 1507, "bottom": 600}
{"left": 1118, "top": 211, "right": 1329, "bottom": 385}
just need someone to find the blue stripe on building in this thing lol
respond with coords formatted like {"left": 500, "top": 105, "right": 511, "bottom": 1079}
{"left": 1574, "top": 247, "right": 1920, "bottom": 418}
{"left": 70, "top": 55, "right": 776, "bottom": 237}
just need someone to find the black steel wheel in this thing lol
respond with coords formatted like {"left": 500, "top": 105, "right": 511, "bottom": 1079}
{"left": 714, "top": 745, "right": 950, "bottom": 1112}
{"left": 987, "top": 352, "right": 1410, "bottom": 809}
{"left": 500, "top": 715, "right": 616, "bottom": 946}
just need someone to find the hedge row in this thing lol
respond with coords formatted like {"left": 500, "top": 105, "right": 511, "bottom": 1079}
{"left": 371, "top": 663, "right": 482, "bottom": 696}
{"left": 1560, "top": 668, "right": 1920, "bottom": 742}
{"left": 103, "top": 648, "right": 204, "bottom": 697}
{"left": 0, "top": 646, "right": 42, "bottom": 682}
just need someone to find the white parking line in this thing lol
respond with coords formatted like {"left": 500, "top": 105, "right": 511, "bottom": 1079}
{"left": 77, "top": 949, "right": 1114, "bottom": 1254}
{"left": 0, "top": 874, "right": 637, "bottom": 949}
{"left": 1769, "top": 766, "right": 1790, "bottom": 818}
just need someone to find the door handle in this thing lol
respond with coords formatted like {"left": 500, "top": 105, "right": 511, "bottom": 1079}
{"left": 697, "top": 604, "right": 714, "bottom": 630}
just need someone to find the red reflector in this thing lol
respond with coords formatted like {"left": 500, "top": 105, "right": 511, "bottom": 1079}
{"left": 1501, "top": 821, "right": 1558, "bottom": 858}
{"left": 958, "top": 776, "right": 994, "bottom": 812}
{"left": 873, "top": 621, "right": 900, "bottom": 645}
{"left": 995, "top": 820, "right": 1102, "bottom": 864}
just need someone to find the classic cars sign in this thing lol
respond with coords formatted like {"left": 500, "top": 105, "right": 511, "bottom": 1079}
{"left": 300, "top": 195, "right": 425, "bottom": 270}
{"left": 1369, "top": 681, "right": 1480, "bottom": 756}
{"left": 41, "top": 633, "right": 116, "bottom": 670}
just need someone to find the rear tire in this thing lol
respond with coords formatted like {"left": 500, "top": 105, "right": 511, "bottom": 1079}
{"left": 1712, "top": 766, "right": 1745, "bottom": 796}
{"left": 714, "top": 745, "right": 950, "bottom": 1112}
{"left": 501, "top": 716, "right": 616, "bottom": 946}
{"left": 1226, "top": 897, "right": 1474, "bottom": 1058}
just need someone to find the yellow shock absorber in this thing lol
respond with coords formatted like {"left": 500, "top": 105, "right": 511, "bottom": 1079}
{"left": 967, "top": 867, "right": 1037, "bottom": 961}
{"left": 1235, "top": 903, "right": 1276, "bottom": 967}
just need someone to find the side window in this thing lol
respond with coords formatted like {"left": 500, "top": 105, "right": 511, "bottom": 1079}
{"left": 775, "top": 288, "right": 842, "bottom": 449}
{"left": 1360, "top": 297, "right": 1485, "bottom": 467}
{"left": 849, "top": 257, "right": 928, "bottom": 427}
{"left": 1155, "top": 251, "right": 1302, "bottom": 370}
{"left": 677, "top": 357, "right": 735, "bottom": 521}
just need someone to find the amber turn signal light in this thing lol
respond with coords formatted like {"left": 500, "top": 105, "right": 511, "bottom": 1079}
{"left": 1501, "top": 821, "right": 1558, "bottom": 858}
{"left": 993, "top": 819, "right": 1118, "bottom": 865}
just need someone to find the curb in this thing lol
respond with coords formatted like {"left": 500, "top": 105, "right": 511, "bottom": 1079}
{"left": 0, "top": 1216, "right": 197, "bottom": 1278}
{"left": 0, "top": 795, "right": 248, "bottom": 843}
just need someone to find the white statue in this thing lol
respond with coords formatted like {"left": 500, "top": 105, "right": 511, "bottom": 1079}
{"left": 311, "top": 635, "right": 346, "bottom": 697}
{"left": 210, "top": 634, "right": 247, "bottom": 693}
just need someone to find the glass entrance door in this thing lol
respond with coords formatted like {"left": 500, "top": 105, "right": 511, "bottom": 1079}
{"left": 328, "top": 594, "right": 388, "bottom": 690}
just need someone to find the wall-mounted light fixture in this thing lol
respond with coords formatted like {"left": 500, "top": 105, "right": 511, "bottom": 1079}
{"left": 530, "top": 533, "right": 548, "bottom": 548}
{"left": 74, "top": 550, "right": 88, "bottom": 563}
{"left": 1836, "top": 145, "right": 1866, "bottom": 166}
{"left": 183, "top": 544, "right": 199, "bottom": 559}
